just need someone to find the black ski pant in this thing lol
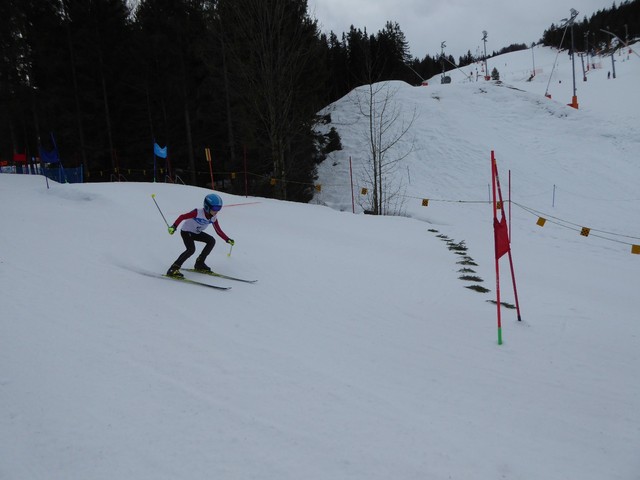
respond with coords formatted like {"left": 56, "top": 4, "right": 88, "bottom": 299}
{"left": 172, "top": 230, "right": 215, "bottom": 267}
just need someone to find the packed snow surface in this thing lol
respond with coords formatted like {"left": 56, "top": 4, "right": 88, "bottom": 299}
{"left": 2, "top": 45, "right": 639, "bottom": 479}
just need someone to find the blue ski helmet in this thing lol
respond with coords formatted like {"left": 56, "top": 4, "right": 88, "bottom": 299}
{"left": 204, "top": 193, "right": 223, "bottom": 214}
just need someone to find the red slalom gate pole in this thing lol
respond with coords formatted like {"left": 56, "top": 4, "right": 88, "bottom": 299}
{"left": 509, "top": 169, "right": 512, "bottom": 241}
{"left": 491, "top": 153, "right": 503, "bottom": 345}
{"left": 495, "top": 162, "right": 522, "bottom": 323}
{"left": 491, "top": 151, "right": 523, "bottom": 346}
{"left": 505, "top": 168, "right": 521, "bottom": 322}
{"left": 205, "top": 147, "right": 214, "bottom": 190}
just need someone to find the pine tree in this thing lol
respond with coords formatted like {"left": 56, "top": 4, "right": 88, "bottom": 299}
{"left": 217, "top": 0, "right": 326, "bottom": 200}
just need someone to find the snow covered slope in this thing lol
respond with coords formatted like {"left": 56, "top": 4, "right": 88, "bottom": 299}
{"left": 1, "top": 45, "right": 639, "bottom": 480}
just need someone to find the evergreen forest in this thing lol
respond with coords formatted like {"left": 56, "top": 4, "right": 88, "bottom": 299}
{"left": 1, "top": 0, "right": 637, "bottom": 201}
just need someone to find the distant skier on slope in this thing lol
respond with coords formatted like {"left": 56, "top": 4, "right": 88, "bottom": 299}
{"left": 166, "top": 193, "right": 235, "bottom": 278}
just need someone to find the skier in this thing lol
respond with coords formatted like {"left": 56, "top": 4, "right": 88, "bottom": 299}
{"left": 166, "top": 193, "right": 235, "bottom": 278}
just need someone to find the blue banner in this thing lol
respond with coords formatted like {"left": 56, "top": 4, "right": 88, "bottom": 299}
{"left": 39, "top": 147, "right": 60, "bottom": 164}
{"left": 154, "top": 143, "right": 167, "bottom": 158}
{"left": 43, "top": 166, "right": 83, "bottom": 183}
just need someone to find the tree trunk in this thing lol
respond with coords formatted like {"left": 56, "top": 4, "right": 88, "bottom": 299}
{"left": 66, "top": 22, "right": 88, "bottom": 176}
{"left": 97, "top": 49, "right": 116, "bottom": 173}
{"left": 218, "top": 16, "right": 236, "bottom": 170}
{"left": 184, "top": 97, "right": 196, "bottom": 185}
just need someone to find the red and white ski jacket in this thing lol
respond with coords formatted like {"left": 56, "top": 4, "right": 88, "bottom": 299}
{"left": 172, "top": 208, "right": 230, "bottom": 242}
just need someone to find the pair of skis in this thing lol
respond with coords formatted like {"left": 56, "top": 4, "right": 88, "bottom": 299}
{"left": 162, "top": 269, "right": 257, "bottom": 291}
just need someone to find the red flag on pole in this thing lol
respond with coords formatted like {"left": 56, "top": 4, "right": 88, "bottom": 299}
{"left": 491, "top": 151, "right": 509, "bottom": 259}
{"left": 13, "top": 152, "right": 27, "bottom": 163}
{"left": 491, "top": 150, "right": 522, "bottom": 345}
{"left": 494, "top": 215, "right": 510, "bottom": 259}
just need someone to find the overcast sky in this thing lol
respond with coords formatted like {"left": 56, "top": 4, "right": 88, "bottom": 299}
{"left": 307, "top": 0, "right": 617, "bottom": 60}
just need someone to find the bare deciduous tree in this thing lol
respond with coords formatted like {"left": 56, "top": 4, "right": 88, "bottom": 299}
{"left": 352, "top": 81, "right": 416, "bottom": 215}
{"left": 218, "top": 0, "right": 321, "bottom": 200}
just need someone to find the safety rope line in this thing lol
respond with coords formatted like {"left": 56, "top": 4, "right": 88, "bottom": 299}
{"left": 512, "top": 201, "right": 640, "bottom": 242}
{"left": 85, "top": 165, "right": 639, "bottom": 249}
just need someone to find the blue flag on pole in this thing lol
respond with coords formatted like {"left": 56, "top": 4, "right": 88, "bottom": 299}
{"left": 39, "top": 146, "right": 60, "bottom": 164}
{"left": 154, "top": 143, "right": 167, "bottom": 158}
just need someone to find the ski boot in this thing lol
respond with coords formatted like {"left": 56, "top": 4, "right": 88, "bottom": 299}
{"left": 194, "top": 257, "right": 211, "bottom": 273}
{"left": 166, "top": 264, "right": 184, "bottom": 278}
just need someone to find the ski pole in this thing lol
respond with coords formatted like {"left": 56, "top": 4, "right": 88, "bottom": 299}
{"left": 227, "top": 243, "right": 234, "bottom": 257}
{"left": 151, "top": 194, "right": 169, "bottom": 227}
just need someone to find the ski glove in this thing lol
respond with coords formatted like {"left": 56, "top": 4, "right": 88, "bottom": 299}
{"left": 227, "top": 238, "right": 235, "bottom": 246}
{"left": 168, "top": 225, "right": 176, "bottom": 235}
